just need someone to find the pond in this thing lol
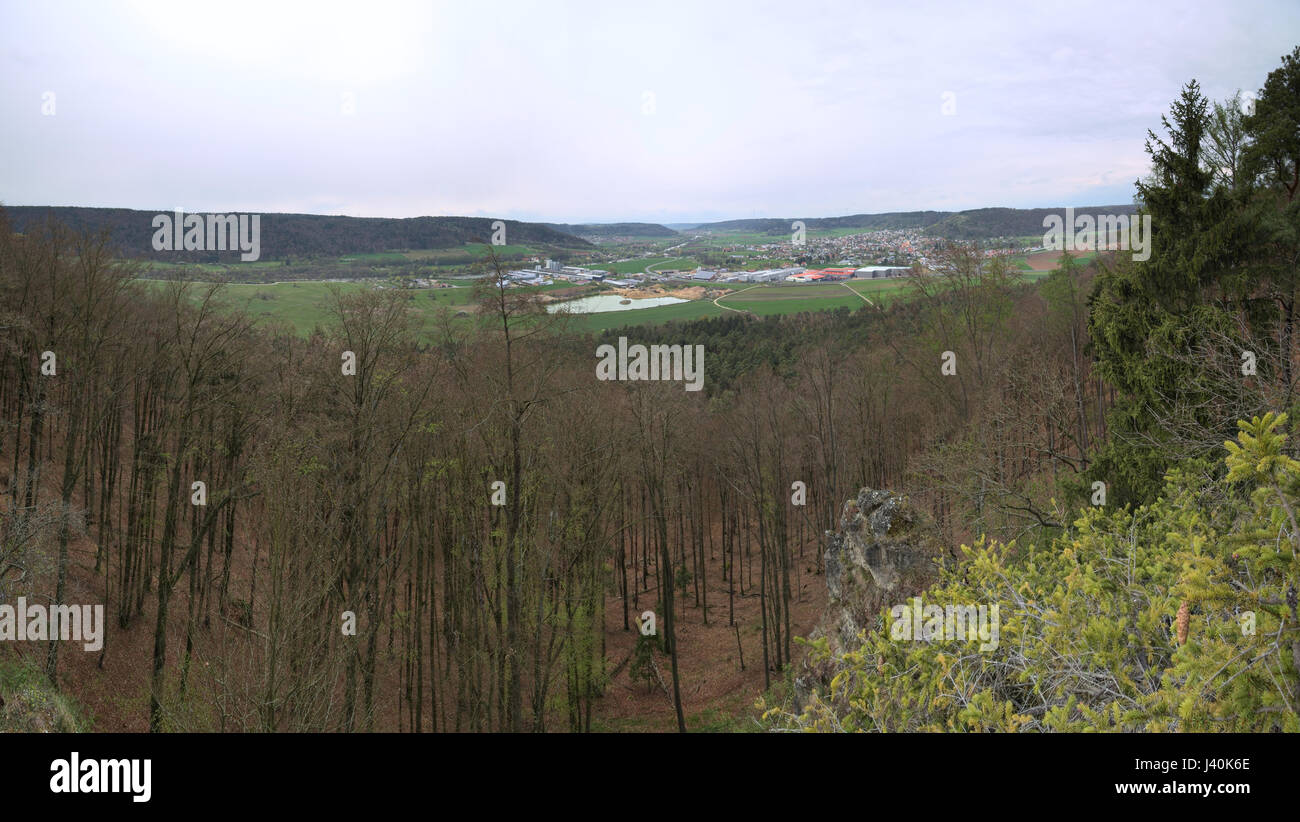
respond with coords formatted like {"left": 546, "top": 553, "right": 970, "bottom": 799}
{"left": 546, "top": 295, "right": 689, "bottom": 314}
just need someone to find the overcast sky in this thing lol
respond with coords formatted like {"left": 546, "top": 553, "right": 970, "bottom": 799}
{"left": 2, "top": 0, "right": 1297, "bottom": 224}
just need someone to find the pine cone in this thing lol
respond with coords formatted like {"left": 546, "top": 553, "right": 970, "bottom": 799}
{"left": 1176, "top": 601, "right": 1190, "bottom": 646}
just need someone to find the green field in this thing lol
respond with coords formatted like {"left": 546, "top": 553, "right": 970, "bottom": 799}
{"left": 145, "top": 243, "right": 549, "bottom": 280}
{"left": 715, "top": 283, "right": 858, "bottom": 315}
{"left": 585, "top": 234, "right": 689, "bottom": 245}
{"left": 644, "top": 257, "right": 696, "bottom": 273}
{"left": 687, "top": 230, "right": 787, "bottom": 245}
{"left": 146, "top": 280, "right": 479, "bottom": 335}
{"left": 846, "top": 278, "right": 915, "bottom": 302}
{"left": 460, "top": 243, "right": 536, "bottom": 257}
{"left": 144, "top": 270, "right": 1055, "bottom": 337}
{"left": 601, "top": 259, "right": 659, "bottom": 274}
{"left": 600, "top": 256, "right": 696, "bottom": 274}
{"left": 338, "top": 252, "right": 410, "bottom": 264}
{"left": 145, "top": 260, "right": 290, "bottom": 275}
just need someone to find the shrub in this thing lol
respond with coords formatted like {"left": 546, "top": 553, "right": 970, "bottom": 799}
{"left": 767, "top": 413, "right": 1300, "bottom": 732}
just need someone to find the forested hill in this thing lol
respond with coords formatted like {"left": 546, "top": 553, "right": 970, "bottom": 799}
{"left": 685, "top": 205, "right": 1139, "bottom": 239}
{"left": 689, "top": 211, "right": 948, "bottom": 234}
{"left": 543, "top": 222, "right": 679, "bottom": 238}
{"left": 3, "top": 205, "right": 1146, "bottom": 260}
{"left": 1, "top": 206, "right": 594, "bottom": 261}
{"left": 922, "top": 204, "right": 1139, "bottom": 240}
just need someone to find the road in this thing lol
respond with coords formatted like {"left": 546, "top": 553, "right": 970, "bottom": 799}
{"left": 840, "top": 281, "right": 876, "bottom": 307}
{"left": 712, "top": 284, "right": 761, "bottom": 313}
{"left": 640, "top": 240, "right": 693, "bottom": 275}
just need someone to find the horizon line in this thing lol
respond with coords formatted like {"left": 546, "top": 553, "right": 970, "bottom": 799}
{"left": 0, "top": 200, "right": 1142, "bottom": 227}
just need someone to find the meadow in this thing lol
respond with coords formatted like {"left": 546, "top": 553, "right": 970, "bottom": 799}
{"left": 143, "top": 269, "right": 1054, "bottom": 338}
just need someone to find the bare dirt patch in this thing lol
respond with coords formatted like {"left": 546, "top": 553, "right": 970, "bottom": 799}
{"left": 609, "top": 285, "right": 708, "bottom": 301}
{"left": 1024, "top": 250, "right": 1090, "bottom": 270}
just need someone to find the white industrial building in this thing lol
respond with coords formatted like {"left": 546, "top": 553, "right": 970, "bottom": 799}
{"left": 732, "top": 267, "right": 803, "bottom": 283}
{"left": 515, "top": 262, "right": 606, "bottom": 282}
{"left": 507, "top": 269, "right": 550, "bottom": 284}
{"left": 765, "top": 267, "right": 805, "bottom": 282}
{"left": 854, "top": 266, "right": 911, "bottom": 279}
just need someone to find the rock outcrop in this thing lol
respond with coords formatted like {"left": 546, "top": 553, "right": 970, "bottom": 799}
{"left": 796, "top": 488, "right": 950, "bottom": 707}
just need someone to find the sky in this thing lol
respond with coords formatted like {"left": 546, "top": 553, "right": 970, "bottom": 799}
{"left": 2, "top": 0, "right": 1298, "bottom": 224}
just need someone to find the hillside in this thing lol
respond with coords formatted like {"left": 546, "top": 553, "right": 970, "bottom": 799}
{"left": 923, "top": 204, "right": 1139, "bottom": 239}
{"left": 691, "top": 211, "right": 948, "bottom": 234}
{"left": 2, "top": 205, "right": 1147, "bottom": 264}
{"left": 544, "top": 222, "right": 679, "bottom": 239}
{"left": 1, "top": 206, "right": 593, "bottom": 261}
{"left": 686, "top": 205, "right": 1140, "bottom": 240}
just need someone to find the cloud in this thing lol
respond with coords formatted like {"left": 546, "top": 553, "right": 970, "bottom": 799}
{"left": 2, "top": 0, "right": 1297, "bottom": 222}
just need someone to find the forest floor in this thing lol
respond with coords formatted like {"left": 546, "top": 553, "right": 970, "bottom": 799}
{"left": 2, "top": 475, "right": 831, "bottom": 733}
{"left": 593, "top": 538, "right": 829, "bottom": 732}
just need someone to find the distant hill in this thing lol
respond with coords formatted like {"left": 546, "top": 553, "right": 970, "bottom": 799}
{"left": 681, "top": 205, "right": 1141, "bottom": 241}
{"left": 1, "top": 206, "right": 593, "bottom": 261}
{"left": 691, "top": 211, "right": 948, "bottom": 234}
{"left": 544, "top": 222, "right": 678, "bottom": 239}
{"left": 3, "top": 204, "right": 1146, "bottom": 259}
{"left": 923, "top": 205, "right": 1139, "bottom": 240}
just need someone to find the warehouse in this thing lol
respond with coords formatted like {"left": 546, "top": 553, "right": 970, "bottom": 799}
{"left": 854, "top": 265, "right": 910, "bottom": 279}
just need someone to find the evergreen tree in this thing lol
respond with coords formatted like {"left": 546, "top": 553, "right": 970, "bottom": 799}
{"left": 1087, "top": 81, "right": 1249, "bottom": 505}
